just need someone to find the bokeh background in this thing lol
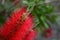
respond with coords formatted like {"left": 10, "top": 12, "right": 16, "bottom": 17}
{"left": 35, "top": 0, "right": 60, "bottom": 40}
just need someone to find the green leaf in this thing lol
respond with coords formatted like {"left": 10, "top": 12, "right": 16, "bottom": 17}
{"left": 46, "top": 4, "right": 54, "bottom": 14}
{"left": 40, "top": 16, "right": 49, "bottom": 28}
{"left": 45, "top": 15, "right": 57, "bottom": 23}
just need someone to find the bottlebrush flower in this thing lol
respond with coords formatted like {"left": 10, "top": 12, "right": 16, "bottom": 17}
{"left": 9, "top": 14, "right": 34, "bottom": 40}
{"left": 1, "top": 7, "right": 27, "bottom": 36}
{"left": 24, "top": 30, "right": 37, "bottom": 40}
{"left": 42, "top": 28, "right": 52, "bottom": 38}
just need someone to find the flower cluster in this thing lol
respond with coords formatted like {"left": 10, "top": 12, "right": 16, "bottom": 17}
{"left": 0, "top": 6, "right": 37, "bottom": 40}
{"left": 42, "top": 28, "right": 52, "bottom": 38}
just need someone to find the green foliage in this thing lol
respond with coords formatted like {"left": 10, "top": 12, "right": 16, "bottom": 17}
{"left": 23, "top": 0, "right": 57, "bottom": 32}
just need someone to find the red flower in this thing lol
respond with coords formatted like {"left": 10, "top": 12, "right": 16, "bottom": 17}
{"left": 9, "top": 13, "right": 34, "bottom": 40}
{"left": 1, "top": 7, "right": 27, "bottom": 36}
{"left": 24, "top": 30, "right": 37, "bottom": 40}
{"left": 42, "top": 28, "right": 52, "bottom": 38}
